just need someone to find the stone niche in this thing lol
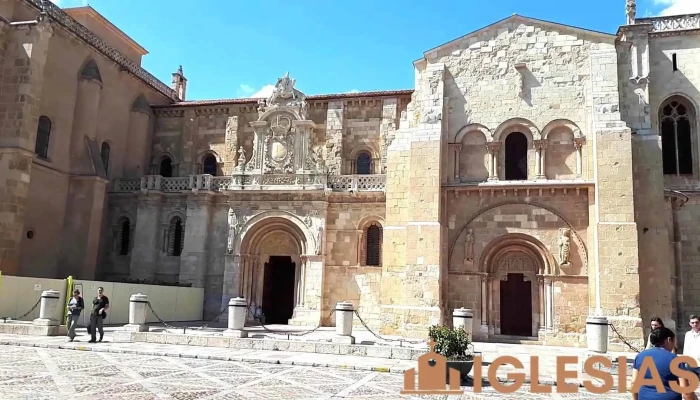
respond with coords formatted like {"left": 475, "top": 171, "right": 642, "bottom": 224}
{"left": 233, "top": 73, "right": 326, "bottom": 190}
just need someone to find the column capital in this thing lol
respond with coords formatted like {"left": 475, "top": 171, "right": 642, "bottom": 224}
{"left": 573, "top": 137, "right": 586, "bottom": 150}
{"left": 533, "top": 139, "right": 548, "bottom": 150}
{"left": 486, "top": 142, "right": 501, "bottom": 154}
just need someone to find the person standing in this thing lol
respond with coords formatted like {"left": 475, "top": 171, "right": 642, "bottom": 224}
{"left": 646, "top": 317, "right": 676, "bottom": 353}
{"left": 683, "top": 315, "right": 700, "bottom": 378}
{"left": 89, "top": 287, "right": 109, "bottom": 343}
{"left": 66, "top": 289, "right": 83, "bottom": 342}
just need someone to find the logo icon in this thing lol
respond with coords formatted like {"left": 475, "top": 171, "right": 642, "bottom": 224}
{"left": 400, "top": 339, "right": 464, "bottom": 395}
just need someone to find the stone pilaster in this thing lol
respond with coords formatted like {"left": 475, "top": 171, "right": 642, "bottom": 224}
{"left": 588, "top": 45, "right": 644, "bottom": 348}
{"left": 379, "top": 64, "right": 446, "bottom": 337}
{"left": 179, "top": 194, "right": 213, "bottom": 288}
{"left": 619, "top": 25, "right": 674, "bottom": 329}
{"left": 380, "top": 98, "right": 397, "bottom": 174}
{"left": 224, "top": 116, "right": 239, "bottom": 174}
{"left": 179, "top": 109, "right": 197, "bottom": 175}
{"left": 0, "top": 20, "right": 52, "bottom": 275}
{"left": 325, "top": 101, "right": 344, "bottom": 174}
{"left": 289, "top": 254, "right": 323, "bottom": 326}
{"left": 123, "top": 95, "right": 152, "bottom": 178}
{"left": 130, "top": 193, "right": 163, "bottom": 281}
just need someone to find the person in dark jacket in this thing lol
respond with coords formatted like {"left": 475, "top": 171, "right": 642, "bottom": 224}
{"left": 66, "top": 289, "right": 84, "bottom": 342}
{"left": 88, "top": 287, "right": 109, "bottom": 343}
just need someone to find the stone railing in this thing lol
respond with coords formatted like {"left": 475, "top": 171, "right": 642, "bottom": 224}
{"left": 637, "top": 14, "right": 700, "bottom": 33}
{"left": 24, "top": 0, "right": 179, "bottom": 101}
{"left": 112, "top": 174, "right": 387, "bottom": 193}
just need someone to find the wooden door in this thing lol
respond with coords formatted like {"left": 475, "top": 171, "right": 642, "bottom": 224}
{"left": 499, "top": 273, "right": 533, "bottom": 336}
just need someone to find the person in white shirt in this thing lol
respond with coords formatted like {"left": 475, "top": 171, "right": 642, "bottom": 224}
{"left": 683, "top": 315, "right": 700, "bottom": 377}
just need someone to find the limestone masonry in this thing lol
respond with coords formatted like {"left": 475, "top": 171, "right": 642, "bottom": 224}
{"left": 1, "top": 0, "right": 700, "bottom": 349}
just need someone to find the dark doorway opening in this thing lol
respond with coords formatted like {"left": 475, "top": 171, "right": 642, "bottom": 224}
{"left": 504, "top": 132, "right": 528, "bottom": 180}
{"left": 499, "top": 273, "right": 533, "bottom": 336}
{"left": 262, "top": 256, "right": 296, "bottom": 324}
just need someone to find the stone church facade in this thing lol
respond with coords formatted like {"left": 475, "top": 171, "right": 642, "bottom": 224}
{"left": 1, "top": 0, "right": 700, "bottom": 348}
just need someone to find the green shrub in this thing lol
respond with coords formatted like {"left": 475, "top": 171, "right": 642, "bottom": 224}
{"left": 428, "top": 325, "right": 474, "bottom": 361}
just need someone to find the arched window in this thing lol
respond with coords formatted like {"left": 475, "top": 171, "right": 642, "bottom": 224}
{"left": 660, "top": 98, "right": 694, "bottom": 175}
{"left": 160, "top": 157, "right": 173, "bottom": 177}
{"left": 365, "top": 223, "right": 383, "bottom": 266}
{"left": 100, "top": 142, "right": 110, "bottom": 173}
{"left": 202, "top": 154, "right": 218, "bottom": 176}
{"left": 356, "top": 152, "right": 372, "bottom": 175}
{"left": 504, "top": 132, "right": 528, "bottom": 180}
{"left": 168, "top": 216, "right": 184, "bottom": 256}
{"left": 35, "top": 116, "right": 51, "bottom": 159}
{"left": 118, "top": 218, "right": 130, "bottom": 256}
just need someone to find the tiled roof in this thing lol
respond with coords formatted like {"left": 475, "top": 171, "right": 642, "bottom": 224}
{"left": 154, "top": 89, "right": 414, "bottom": 108}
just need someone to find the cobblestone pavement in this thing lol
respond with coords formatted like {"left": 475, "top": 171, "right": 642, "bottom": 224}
{"left": 0, "top": 345, "right": 632, "bottom": 399}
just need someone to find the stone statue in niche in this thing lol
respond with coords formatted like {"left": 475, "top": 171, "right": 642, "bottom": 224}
{"left": 257, "top": 99, "right": 267, "bottom": 117}
{"left": 235, "top": 147, "right": 246, "bottom": 172}
{"left": 226, "top": 208, "right": 239, "bottom": 255}
{"left": 626, "top": 0, "right": 636, "bottom": 25}
{"left": 300, "top": 99, "right": 309, "bottom": 120}
{"left": 464, "top": 228, "right": 475, "bottom": 262}
{"left": 558, "top": 227, "right": 572, "bottom": 266}
{"left": 316, "top": 225, "right": 324, "bottom": 255}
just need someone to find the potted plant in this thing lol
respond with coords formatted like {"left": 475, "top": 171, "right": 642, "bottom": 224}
{"left": 428, "top": 325, "right": 476, "bottom": 381}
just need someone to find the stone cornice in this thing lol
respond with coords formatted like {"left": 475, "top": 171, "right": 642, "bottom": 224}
{"left": 22, "top": 0, "right": 178, "bottom": 102}
{"left": 636, "top": 14, "right": 700, "bottom": 35}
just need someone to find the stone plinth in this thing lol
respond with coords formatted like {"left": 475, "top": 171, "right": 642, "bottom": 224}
{"left": 33, "top": 290, "right": 61, "bottom": 327}
{"left": 586, "top": 315, "right": 609, "bottom": 353}
{"left": 123, "top": 293, "right": 149, "bottom": 333}
{"left": 223, "top": 297, "right": 248, "bottom": 338}
{"left": 453, "top": 307, "right": 473, "bottom": 338}
{"left": 332, "top": 301, "right": 355, "bottom": 344}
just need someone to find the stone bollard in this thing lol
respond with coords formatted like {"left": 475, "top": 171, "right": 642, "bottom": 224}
{"left": 33, "top": 289, "right": 61, "bottom": 326}
{"left": 123, "top": 293, "right": 150, "bottom": 332}
{"left": 586, "top": 315, "right": 609, "bottom": 353}
{"left": 453, "top": 307, "right": 474, "bottom": 338}
{"left": 224, "top": 297, "right": 248, "bottom": 338}
{"left": 332, "top": 301, "right": 355, "bottom": 344}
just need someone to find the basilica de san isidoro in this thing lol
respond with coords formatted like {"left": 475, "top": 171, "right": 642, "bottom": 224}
{"left": 0, "top": 0, "right": 699, "bottom": 349}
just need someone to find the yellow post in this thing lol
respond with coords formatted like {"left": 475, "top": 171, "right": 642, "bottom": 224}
{"left": 63, "top": 276, "right": 73, "bottom": 323}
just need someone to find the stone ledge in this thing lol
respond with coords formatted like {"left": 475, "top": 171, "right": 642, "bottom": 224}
{"left": 0, "top": 323, "right": 66, "bottom": 336}
{"left": 112, "top": 330, "right": 425, "bottom": 360}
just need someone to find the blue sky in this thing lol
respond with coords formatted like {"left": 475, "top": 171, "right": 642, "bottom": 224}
{"left": 51, "top": 0, "right": 699, "bottom": 101}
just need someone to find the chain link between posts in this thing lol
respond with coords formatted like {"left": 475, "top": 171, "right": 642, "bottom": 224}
{"left": 1, "top": 298, "right": 41, "bottom": 323}
{"left": 608, "top": 322, "right": 641, "bottom": 353}
{"left": 245, "top": 304, "right": 335, "bottom": 336}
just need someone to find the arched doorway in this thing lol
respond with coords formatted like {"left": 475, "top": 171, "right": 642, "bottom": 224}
{"left": 479, "top": 234, "right": 551, "bottom": 338}
{"left": 504, "top": 132, "right": 528, "bottom": 180}
{"left": 238, "top": 216, "right": 310, "bottom": 325}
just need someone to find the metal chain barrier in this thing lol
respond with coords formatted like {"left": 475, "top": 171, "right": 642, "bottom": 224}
{"left": 189, "top": 305, "right": 229, "bottom": 331}
{"left": 145, "top": 301, "right": 180, "bottom": 330}
{"left": 352, "top": 310, "right": 426, "bottom": 345}
{"left": 609, "top": 322, "right": 641, "bottom": 353}
{"left": 246, "top": 304, "right": 335, "bottom": 337}
{"left": 1, "top": 298, "right": 41, "bottom": 323}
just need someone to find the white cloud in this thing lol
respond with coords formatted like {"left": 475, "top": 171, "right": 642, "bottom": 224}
{"left": 235, "top": 84, "right": 275, "bottom": 99}
{"left": 347, "top": 89, "right": 360, "bottom": 93}
{"left": 653, "top": 0, "right": 700, "bottom": 16}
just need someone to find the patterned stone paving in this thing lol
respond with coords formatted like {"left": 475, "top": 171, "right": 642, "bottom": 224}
{"left": 0, "top": 345, "right": 632, "bottom": 399}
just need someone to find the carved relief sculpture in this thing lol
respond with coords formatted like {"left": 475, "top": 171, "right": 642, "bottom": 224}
{"left": 420, "top": 109, "right": 441, "bottom": 124}
{"left": 235, "top": 147, "right": 246, "bottom": 172}
{"left": 558, "top": 228, "right": 572, "bottom": 266}
{"left": 226, "top": 208, "right": 239, "bottom": 254}
{"left": 626, "top": 0, "right": 636, "bottom": 25}
{"left": 225, "top": 116, "right": 238, "bottom": 160}
{"left": 316, "top": 225, "right": 324, "bottom": 255}
{"left": 268, "top": 72, "right": 298, "bottom": 105}
{"left": 464, "top": 228, "right": 475, "bottom": 262}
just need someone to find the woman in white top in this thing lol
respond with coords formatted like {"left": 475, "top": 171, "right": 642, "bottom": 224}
{"left": 646, "top": 317, "right": 677, "bottom": 353}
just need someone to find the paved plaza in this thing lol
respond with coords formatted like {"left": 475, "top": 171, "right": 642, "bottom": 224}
{"left": 0, "top": 344, "right": 631, "bottom": 400}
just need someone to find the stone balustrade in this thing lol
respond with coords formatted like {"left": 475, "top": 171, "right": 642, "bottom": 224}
{"left": 637, "top": 14, "right": 700, "bottom": 33}
{"left": 112, "top": 174, "right": 387, "bottom": 193}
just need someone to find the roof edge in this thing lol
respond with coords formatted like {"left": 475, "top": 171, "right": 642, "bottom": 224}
{"left": 153, "top": 89, "right": 414, "bottom": 109}
{"left": 63, "top": 6, "right": 148, "bottom": 56}
{"left": 422, "top": 14, "right": 617, "bottom": 58}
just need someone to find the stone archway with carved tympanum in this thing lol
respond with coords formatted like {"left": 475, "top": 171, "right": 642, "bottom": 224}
{"left": 236, "top": 214, "right": 316, "bottom": 325}
{"left": 478, "top": 233, "right": 556, "bottom": 339}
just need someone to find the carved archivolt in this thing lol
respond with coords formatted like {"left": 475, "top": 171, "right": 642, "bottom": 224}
{"left": 448, "top": 201, "right": 589, "bottom": 273}
{"left": 235, "top": 210, "right": 317, "bottom": 256}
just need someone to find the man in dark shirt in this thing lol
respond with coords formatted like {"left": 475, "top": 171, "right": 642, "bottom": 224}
{"left": 89, "top": 287, "right": 109, "bottom": 343}
{"left": 66, "top": 289, "right": 84, "bottom": 342}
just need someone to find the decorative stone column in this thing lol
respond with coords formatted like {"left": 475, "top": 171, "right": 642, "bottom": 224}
{"left": 333, "top": 302, "right": 355, "bottom": 344}
{"left": 480, "top": 276, "right": 488, "bottom": 326}
{"left": 449, "top": 143, "right": 462, "bottom": 182}
{"left": 124, "top": 293, "right": 149, "bottom": 332}
{"left": 534, "top": 140, "right": 547, "bottom": 179}
{"left": 486, "top": 143, "right": 500, "bottom": 181}
{"left": 290, "top": 255, "right": 322, "bottom": 326}
{"left": 537, "top": 276, "right": 545, "bottom": 329}
{"left": 249, "top": 121, "right": 268, "bottom": 173}
{"left": 453, "top": 307, "right": 473, "bottom": 338}
{"left": 224, "top": 297, "right": 248, "bottom": 338}
{"left": 544, "top": 276, "right": 554, "bottom": 330}
{"left": 33, "top": 290, "right": 61, "bottom": 326}
{"left": 573, "top": 138, "right": 585, "bottom": 179}
{"left": 297, "top": 255, "right": 308, "bottom": 306}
